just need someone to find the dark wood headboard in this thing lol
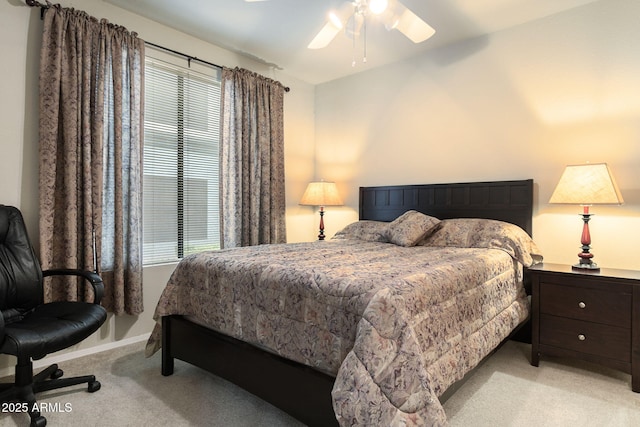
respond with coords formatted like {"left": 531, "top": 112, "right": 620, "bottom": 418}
{"left": 359, "top": 179, "right": 533, "bottom": 236}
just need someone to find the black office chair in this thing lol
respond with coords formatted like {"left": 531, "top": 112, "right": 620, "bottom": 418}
{"left": 0, "top": 205, "right": 107, "bottom": 427}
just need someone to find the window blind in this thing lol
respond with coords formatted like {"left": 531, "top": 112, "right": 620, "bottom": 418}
{"left": 143, "top": 56, "right": 221, "bottom": 265}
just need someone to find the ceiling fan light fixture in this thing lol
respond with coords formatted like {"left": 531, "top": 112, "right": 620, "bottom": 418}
{"left": 368, "top": 0, "right": 388, "bottom": 15}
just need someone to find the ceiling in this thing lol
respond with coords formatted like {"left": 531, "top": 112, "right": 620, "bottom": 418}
{"left": 104, "top": 0, "right": 598, "bottom": 85}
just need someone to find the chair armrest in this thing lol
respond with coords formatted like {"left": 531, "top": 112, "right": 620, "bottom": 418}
{"left": 42, "top": 269, "right": 105, "bottom": 304}
{"left": 0, "top": 310, "right": 5, "bottom": 344}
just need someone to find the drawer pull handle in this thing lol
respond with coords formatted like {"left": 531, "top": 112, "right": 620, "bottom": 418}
{"left": 578, "top": 302, "right": 586, "bottom": 309}
{"left": 578, "top": 334, "right": 586, "bottom": 341}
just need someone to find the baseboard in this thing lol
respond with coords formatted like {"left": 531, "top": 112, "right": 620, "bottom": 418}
{"left": 1, "top": 333, "right": 151, "bottom": 378}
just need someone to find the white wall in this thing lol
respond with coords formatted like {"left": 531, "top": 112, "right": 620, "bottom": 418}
{"left": 0, "top": 0, "right": 316, "bottom": 375}
{"left": 315, "top": 0, "right": 640, "bottom": 271}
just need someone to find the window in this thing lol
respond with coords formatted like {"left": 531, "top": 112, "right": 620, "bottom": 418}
{"left": 143, "top": 54, "right": 221, "bottom": 265}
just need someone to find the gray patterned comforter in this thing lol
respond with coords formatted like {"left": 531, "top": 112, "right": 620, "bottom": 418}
{"left": 146, "top": 220, "right": 540, "bottom": 426}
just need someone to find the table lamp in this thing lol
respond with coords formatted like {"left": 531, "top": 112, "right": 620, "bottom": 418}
{"left": 549, "top": 163, "right": 624, "bottom": 271}
{"left": 299, "top": 181, "right": 343, "bottom": 240}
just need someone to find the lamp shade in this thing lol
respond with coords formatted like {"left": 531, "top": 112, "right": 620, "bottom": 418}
{"left": 549, "top": 163, "right": 624, "bottom": 205}
{"left": 299, "top": 181, "right": 343, "bottom": 207}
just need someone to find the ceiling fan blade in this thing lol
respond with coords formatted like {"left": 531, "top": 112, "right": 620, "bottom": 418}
{"left": 392, "top": 2, "right": 435, "bottom": 43}
{"left": 307, "top": 2, "right": 354, "bottom": 49}
{"left": 307, "top": 21, "right": 342, "bottom": 49}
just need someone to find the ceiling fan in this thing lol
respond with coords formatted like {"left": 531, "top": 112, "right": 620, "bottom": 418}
{"left": 245, "top": 0, "right": 435, "bottom": 49}
{"left": 308, "top": 0, "right": 435, "bottom": 50}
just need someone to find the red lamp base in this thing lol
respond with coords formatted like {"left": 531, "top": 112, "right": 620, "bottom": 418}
{"left": 573, "top": 207, "right": 600, "bottom": 271}
{"left": 317, "top": 206, "right": 326, "bottom": 241}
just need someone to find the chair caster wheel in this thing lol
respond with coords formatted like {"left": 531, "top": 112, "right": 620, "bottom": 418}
{"left": 88, "top": 380, "right": 101, "bottom": 392}
{"left": 30, "top": 416, "right": 47, "bottom": 427}
{"left": 51, "top": 368, "right": 64, "bottom": 379}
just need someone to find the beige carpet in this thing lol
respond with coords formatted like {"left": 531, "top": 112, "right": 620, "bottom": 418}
{"left": 1, "top": 340, "right": 639, "bottom": 426}
{"left": 444, "top": 342, "right": 640, "bottom": 427}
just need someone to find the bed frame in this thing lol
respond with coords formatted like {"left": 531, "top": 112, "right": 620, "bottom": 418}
{"left": 161, "top": 179, "right": 534, "bottom": 427}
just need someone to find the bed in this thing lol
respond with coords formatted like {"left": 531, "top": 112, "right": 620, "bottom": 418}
{"left": 145, "top": 179, "right": 541, "bottom": 426}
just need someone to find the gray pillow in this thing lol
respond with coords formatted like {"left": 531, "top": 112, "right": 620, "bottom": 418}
{"left": 386, "top": 210, "right": 440, "bottom": 247}
{"left": 422, "top": 218, "right": 543, "bottom": 266}
{"left": 332, "top": 220, "right": 389, "bottom": 243}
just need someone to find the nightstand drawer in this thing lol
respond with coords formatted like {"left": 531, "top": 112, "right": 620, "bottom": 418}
{"left": 540, "top": 314, "right": 630, "bottom": 362}
{"left": 539, "top": 282, "right": 631, "bottom": 327}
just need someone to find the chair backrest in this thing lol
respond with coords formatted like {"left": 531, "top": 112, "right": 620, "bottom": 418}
{"left": 0, "top": 205, "right": 44, "bottom": 322}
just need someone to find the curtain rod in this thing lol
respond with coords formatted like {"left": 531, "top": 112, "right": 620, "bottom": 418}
{"left": 26, "top": 0, "right": 48, "bottom": 18}
{"left": 145, "top": 42, "right": 290, "bottom": 93}
{"left": 26, "top": 0, "right": 290, "bottom": 93}
{"left": 146, "top": 41, "right": 222, "bottom": 71}
{"left": 144, "top": 44, "right": 291, "bottom": 92}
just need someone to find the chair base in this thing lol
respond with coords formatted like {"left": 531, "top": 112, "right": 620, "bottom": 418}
{"left": 0, "top": 357, "right": 100, "bottom": 427}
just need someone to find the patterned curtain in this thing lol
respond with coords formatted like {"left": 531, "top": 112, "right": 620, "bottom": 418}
{"left": 220, "top": 67, "right": 287, "bottom": 247}
{"left": 38, "top": 5, "right": 144, "bottom": 315}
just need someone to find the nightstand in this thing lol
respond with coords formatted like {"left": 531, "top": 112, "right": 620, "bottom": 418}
{"left": 529, "top": 263, "right": 640, "bottom": 392}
